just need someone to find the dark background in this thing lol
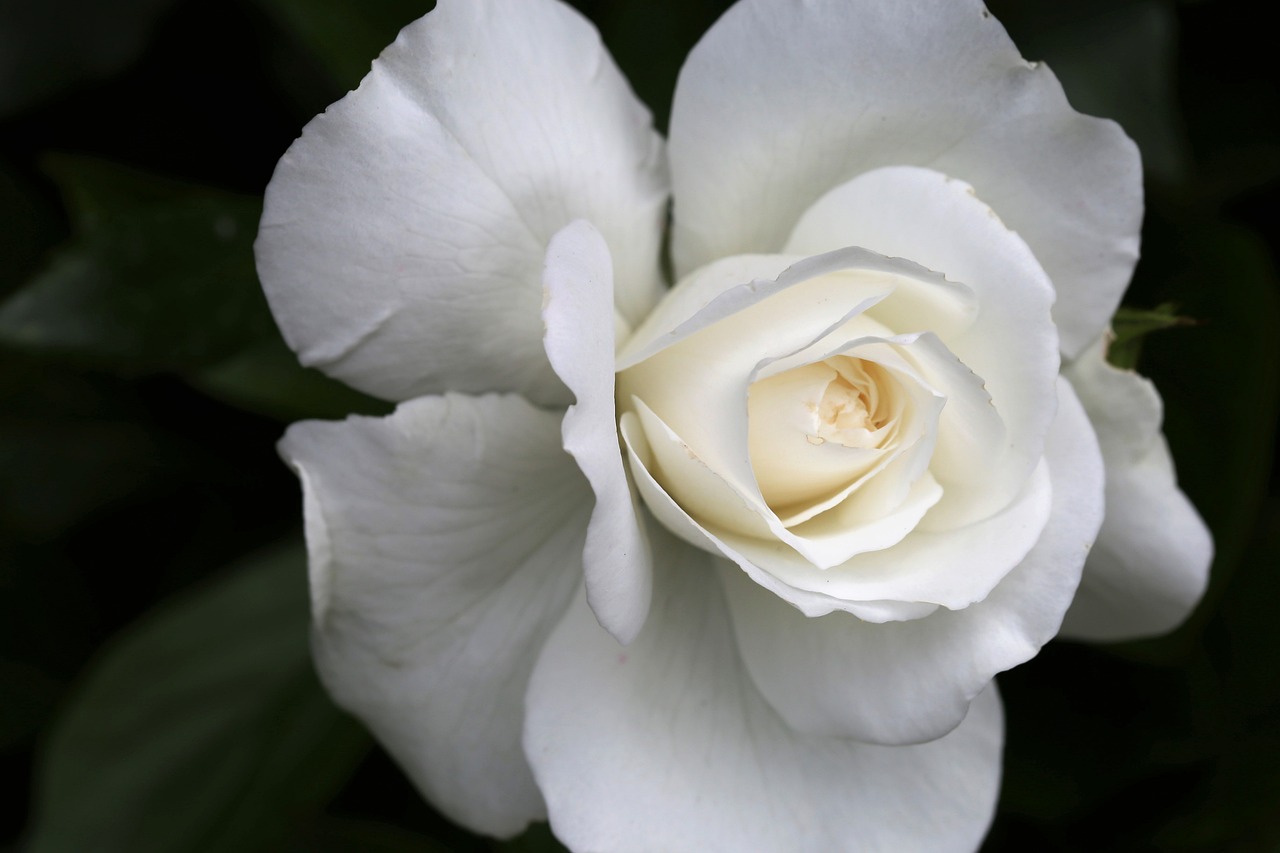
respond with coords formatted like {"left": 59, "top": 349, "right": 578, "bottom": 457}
{"left": 1, "top": 0, "right": 1277, "bottom": 850}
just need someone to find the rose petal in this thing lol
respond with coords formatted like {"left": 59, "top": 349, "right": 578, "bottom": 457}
{"left": 722, "top": 377, "right": 1104, "bottom": 744}
{"left": 630, "top": 396, "right": 775, "bottom": 540}
{"left": 787, "top": 166, "right": 1060, "bottom": 524}
{"left": 631, "top": 329, "right": 965, "bottom": 568}
{"left": 523, "top": 525, "right": 1004, "bottom": 853}
{"left": 1059, "top": 336, "right": 1212, "bottom": 640}
{"left": 617, "top": 249, "right": 973, "bottom": 371}
{"left": 718, "top": 459, "right": 1051, "bottom": 615}
{"left": 754, "top": 338, "right": 941, "bottom": 508}
{"left": 279, "top": 394, "right": 590, "bottom": 837}
{"left": 618, "top": 248, "right": 971, "bottom": 526}
{"left": 620, "top": 408, "right": 941, "bottom": 624}
{"left": 669, "top": 0, "right": 1141, "bottom": 357}
{"left": 257, "top": 0, "right": 667, "bottom": 405}
{"left": 542, "top": 220, "right": 653, "bottom": 645}
{"left": 764, "top": 330, "right": 1014, "bottom": 535}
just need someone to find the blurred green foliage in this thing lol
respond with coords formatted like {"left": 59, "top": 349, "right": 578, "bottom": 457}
{"left": 0, "top": 0, "right": 1276, "bottom": 851}
{"left": 0, "top": 158, "right": 271, "bottom": 369}
{"left": 27, "top": 544, "right": 370, "bottom": 853}
{"left": 1107, "top": 304, "right": 1193, "bottom": 371}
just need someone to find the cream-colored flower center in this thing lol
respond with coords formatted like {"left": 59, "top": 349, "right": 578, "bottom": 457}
{"left": 814, "top": 359, "right": 892, "bottom": 447}
{"left": 748, "top": 356, "right": 905, "bottom": 522}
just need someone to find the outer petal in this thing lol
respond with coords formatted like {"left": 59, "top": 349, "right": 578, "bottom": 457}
{"left": 721, "top": 378, "right": 1104, "bottom": 745}
{"left": 279, "top": 394, "right": 589, "bottom": 837}
{"left": 257, "top": 0, "right": 667, "bottom": 405}
{"left": 668, "top": 0, "right": 1141, "bottom": 357}
{"left": 524, "top": 525, "right": 1004, "bottom": 853}
{"left": 542, "top": 221, "right": 652, "bottom": 644}
{"left": 1059, "top": 336, "right": 1212, "bottom": 640}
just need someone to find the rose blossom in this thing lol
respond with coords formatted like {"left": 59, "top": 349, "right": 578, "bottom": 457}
{"left": 255, "top": 0, "right": 1213, "bottom": 849}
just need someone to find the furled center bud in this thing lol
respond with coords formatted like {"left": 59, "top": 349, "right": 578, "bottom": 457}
{"left": 748, "top": 356, "right": 906, "bottom": 522}
{"left": 814, "top": 358, "right": 894, "bottom": 447}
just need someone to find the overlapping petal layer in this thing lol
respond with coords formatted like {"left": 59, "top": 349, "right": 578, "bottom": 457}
{"left": 616, "top": 236, "right": 1060, "bottom": 620}
{"left": 723, "top": 379, "right": 1103, "bottom": 745}
{"left": 253, "top": 1, "right": 1213, "bottom": 851}
{"left": 279, "top": 394, "right": 589, "bottom": 836}
{"left": 524, "top": 523, "right": 1004, "bottom": 853}
{"left": 1060, "top": 337, "right": 1212, "bottom": 640}
{"left": 542, "top": 221, "right": 653, "bottom": 644}
{"left": 786, "top": 166, "right": 1060, "bottom": 528}
{"left": 669, "top": 0, "right": 1141, "bottom": 357}
{"left": 257, "top": 0, "right": 667, "bottom": 406}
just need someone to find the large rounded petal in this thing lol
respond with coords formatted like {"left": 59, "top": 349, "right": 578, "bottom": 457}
{"left": 279, "top": 394, "right": 590, "bottom": 837}
{"left": 1059, "top": 336, "right": 1212, "bottom": 640}
{"left": 258, "top": 0, "right": 668, "bottom": 405}
{"left": 668, "top": 0, "right": 1141, "bottom": 357}
{"left": 524, "top": 525, "right": 1004, "bottom": 853}
{"left": 786, "top": 166, "right": 1060, "bottom": 519}
{"left": 542, "top": 221, "right": 652, "bottom": 645}
{"left": 721, "top": 378, "right": 1104, "bottom": 745}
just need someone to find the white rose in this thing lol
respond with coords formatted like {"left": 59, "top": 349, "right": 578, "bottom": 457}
{"left": 256, "top": 0, "right": 1213, "bottom": 850}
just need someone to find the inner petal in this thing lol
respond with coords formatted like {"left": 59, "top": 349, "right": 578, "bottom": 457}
{"left": 748, "top": 355, "right": 912, "bottom": 523}
{"left": 822, "top": 358, "right": 901, "bottom": 447}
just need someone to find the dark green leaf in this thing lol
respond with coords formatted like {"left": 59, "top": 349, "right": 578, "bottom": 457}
{"left": 0, "top": 161, "right": 63, "bottom": 296}
{"left": 27, "top": 542, "right": 370, "bottom": 853}
{"left": 0, "top": 158, "right": 274, "bottom": 371}
{"left": 250, "top": 0, "right": 434, "bottom": 93}
{"left": 193, "top": 334, "right": 392, "bottom": 422}
{"left": 0, "top": 358, "right": 187, "bottom": 536}
{"left": 0, "top": 658, "right": 63, "bottom": 751}
{"left": 0, "top": 0, "right": 179, "bottom": 116}
{"left": 1106, "top": 302, "right": 1196, "bottom": 370}
{"left": 289, "top": 817, "right": 455, "bottom": 853}
{"left": 0, "top": 416, "right": 162, "bottom": 536}
{"left": 40, "top": 155, "right": 216, "bottom": 233}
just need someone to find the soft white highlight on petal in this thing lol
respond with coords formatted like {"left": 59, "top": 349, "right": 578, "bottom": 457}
{"left": 279, "top": 394, "right": 590, "bottom": 837}
{"left": 523, "top": 525, "right": 1004, "bottom": 853}
{"left": 631, "top": 396, "right": 775, "bottom": 540}
{"left": 723, "top": 378, "right": 1104, "bottom": 745}
{"left": 257, "top": 0, "right": 667, "bottom": 404}
{"left": 789, "top": 166, "right": 1061, "bottom": 526}
{"left": 669, "top": 0, "right": 1141, "bottom": 357}
{"left": 620, "top": 408, "right": 941, "bottom": 624}
{"left": 1060, "top": 336, "right": 1212, "bottom": 640}
{"left": 750, "top": 339, "right": 947, "bottom": 535}
{"left": 617, "top": 249, "right": 971, "bottom": 524}
{"left": 617, "top": 246, "right": 1057, "bottom": 618}
{"left": 542, "top": 220, "right": 652, "bottom": 644}
{"left": 748, "top": 359, "right": 896, "bottom": 509}
{"left": 719, "top": 461, "right": 1052, "bottom": 612}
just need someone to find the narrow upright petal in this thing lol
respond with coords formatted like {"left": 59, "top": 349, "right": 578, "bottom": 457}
{"left": 542, "top": 221, "right": 653, "bottom": 644}
{"left": 1060, "top": 337, "right": 1212, "bottom": 640}
{"left": 524, "top": 525, "right": 1004, "bottom": 853}
{"left": 279, "top": 394, "right": 591, "bottom": 837}
{"left": 258, "top": 0, "right": 668, "bottom": 405}
{"left": 669, "top": 0, "right": 1141, "bottom": 357}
